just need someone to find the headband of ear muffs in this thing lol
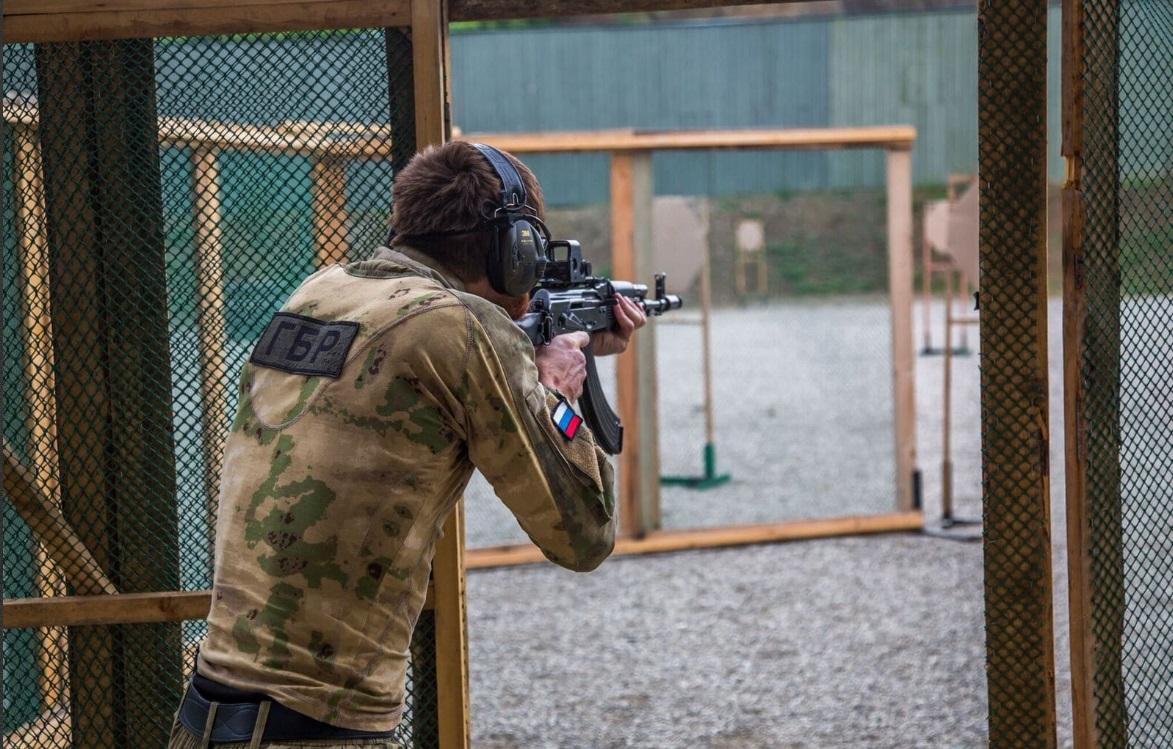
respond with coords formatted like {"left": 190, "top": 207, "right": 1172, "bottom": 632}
{"left": 387, "top": 144, "right": 549, "bottom": 296}
{"left": 470, "top": 143, "right": 549, "bottom": 296}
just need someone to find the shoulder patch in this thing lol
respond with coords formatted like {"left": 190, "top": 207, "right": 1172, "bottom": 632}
{"left": 552, "top": 399, "right": 583, "bottom": 440}
{"left": 250, "top": 312, "right": 359, "bottom": 379}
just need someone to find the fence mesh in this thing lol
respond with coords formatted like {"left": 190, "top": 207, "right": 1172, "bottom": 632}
{"left": 1078, "top": 0, "right": 1173, "bottom": 745}
{"left": 977, "top": 0, "right": 1057, "bottom": 746}
{"left": 2, "top": 29, "right": 437, "bottom": 748}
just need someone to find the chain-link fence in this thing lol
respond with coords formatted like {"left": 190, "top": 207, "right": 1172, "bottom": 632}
{"left": 1070, "top": 0, "right": 1173, "bottom": 746}
{"left": 2, "top": 29, "right": 439, "bottom": 748}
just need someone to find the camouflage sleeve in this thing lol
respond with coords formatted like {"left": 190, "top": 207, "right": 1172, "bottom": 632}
{"left": 457, "top": 294, "right": 616, "bottom": 572}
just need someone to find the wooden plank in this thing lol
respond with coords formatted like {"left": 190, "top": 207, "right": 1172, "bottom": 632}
{"left": 5, "top": 0, "right": 409, "bottom": 44}
{"left": 4, "top": 592, "right": 213, "bottom": 630}
{"left": 462, "top": 126, "right": 917, "bottom": 154}
{"left": 191, "top": 148, "right": 230, "bottom": 580}
{"left": 611, "top": 151, "right": 661, "bottom": 537}
{"left": 700, "top": 245, "right": 716, "bottom": 447}
{"left": 311, "top": 156, "right": 351, "bottom": 266}
{"left": 941, "top": 269, "right": 954, "bottom": 520}
{"left": 1063, "top": 182, "right": 1096, "bottom": 749}
{"left": 885, "top": 149, "right": 917, "bottom": 512}
{"left": 412, "top": 0, "right": 449, "bottom": 151}
{"left": 4, "top": 104, "right": 398, "bottom": 158}
{"left": 12, "top": 123, "right": 73, "bottom": 708}
{"left": 2, "top": 443, "right": 118, "bottom": 596}
{"left": 1061, "top": 4, "right": 1095, "bottom": 749}
{"left": 409, "top": 2, "right": 469, "bottom": 747}
{"left": 611, "top": 153, "right": 637, "bottom": 535}
{"left": 3, "top": 586, "right": 436, "bottom": 630}
{"left": 158, "top": 118, "right": 396, "bottom": 158}
{"left": 977, "top": 0, "right": 1057, "bottom": 742}
{"left": 450, "top": 0, "right": 799, "bottom": 22}
{"left": 467, "top": 512, "right": 926, "bottom": 569}
{"left": 1061, "top": 0, "right": 1082, "bottom": 160}
{"left": 1065, "top": 0, "right": 1125, "bottom": 743}
{"left": 3, "top": 708, "right": 71, "bottom": 749}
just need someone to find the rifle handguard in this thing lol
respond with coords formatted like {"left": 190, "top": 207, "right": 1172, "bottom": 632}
{"left": 578, "top": 344, "right": 623, "bottom": 454}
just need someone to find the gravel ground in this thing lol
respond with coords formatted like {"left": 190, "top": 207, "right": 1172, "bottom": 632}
{"left": 465, "top": 299, "right": 898, "bottom": 548}
{"left": 465, "top": 298, "right": 1081, "bottom": 748}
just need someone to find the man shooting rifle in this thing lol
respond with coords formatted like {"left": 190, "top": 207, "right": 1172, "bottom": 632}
{"left": 169, "top": 141, "right": 677, "bottom": 748}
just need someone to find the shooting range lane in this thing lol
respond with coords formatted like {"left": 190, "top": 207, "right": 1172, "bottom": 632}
{"left": 468, "top": 298, "right": 1077, "bottom": 749}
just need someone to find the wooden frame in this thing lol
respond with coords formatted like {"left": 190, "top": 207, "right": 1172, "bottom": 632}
{"left": 456, "top": 124, "right": 921, "bottom": 564}
{"left": 468, "top": 512, "right": 924, "bottom": 568}
{"left": 1062, "top": 2, "right": 1095, "bottom": 743}
{"left": 2, "top": 4, "right": 471, "bottom": 747}
{"left": 4, "top": 0, "right": 795, "bottom": 44}
{"left": 3, "top": 588, "right": 436, "bottom": 631}
{"left": 1061, "top": 0, "right": 1127, "bottom": 746}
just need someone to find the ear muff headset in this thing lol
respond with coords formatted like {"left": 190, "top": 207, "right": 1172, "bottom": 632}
{"left": 471, "top": 143, "right": 550, "bottom": 296}
{"left": 388, "top": 143, "right": 549, "bottom": 296}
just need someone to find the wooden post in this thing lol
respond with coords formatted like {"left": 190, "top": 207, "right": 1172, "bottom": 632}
{"left": 310, "top": 155, "right": 350, "bottom": 266}
{"left": 611, "top": 150, "right": 661, "bottom": 536}
{"left": 192, "top": 147, "right": 230, "bottom": 573}
{"left": 941, "top": 269, "right": 954, "bottom": 521}
{"left": 700, "top": 246, "right": 717, "bottom": 453}
{"left": 1063, "top": 0, "right": 1126, "bottom": 744}
{"left": 35, "top": 39, "right": 181, "bottom": 748}
{"left": 921, "top": 235, "right": 934, "bottom": 352}
{"left": 410, "top": 2, "right": 469, "bottom": 747}
{"left": 978, "top": 0, "right": 1057, "bottom": 742}
{"left": 885, "top": 147, "right": 917, "bottom": 511}
{"left": 12, "top": 122, "right": 72, "bottom": 708}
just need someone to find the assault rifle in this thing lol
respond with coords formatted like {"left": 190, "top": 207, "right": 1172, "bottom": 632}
{"left": 517, "top": 239, "right": 683, "bottom": 454}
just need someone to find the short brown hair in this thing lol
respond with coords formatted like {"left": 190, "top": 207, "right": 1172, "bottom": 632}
{"left": 390, "top": 141, "right": 545, "bottom": 283}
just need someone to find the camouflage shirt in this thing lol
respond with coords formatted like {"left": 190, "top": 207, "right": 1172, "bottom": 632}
{"left": 197, "top": 247, "right": 616, "bottom": 730}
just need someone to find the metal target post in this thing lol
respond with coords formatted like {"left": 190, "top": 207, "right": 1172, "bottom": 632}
{"left": 659, "top": 229, "right": 731, "bottom": 491}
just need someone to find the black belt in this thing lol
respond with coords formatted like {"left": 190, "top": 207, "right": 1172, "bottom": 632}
{"left": 179, "top": 673, "right": 396, "bottom": 744}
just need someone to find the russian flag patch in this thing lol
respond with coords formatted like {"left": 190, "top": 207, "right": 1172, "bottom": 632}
{"left": 552, "top": 399, "right": 583, "bottom": 440}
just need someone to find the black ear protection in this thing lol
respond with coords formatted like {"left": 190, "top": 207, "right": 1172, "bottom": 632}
{"left": 470, "top": 143, "right": 550, "bottom": 296}
{"left": 388, "top": 143, "right": 549, "bottom": 296}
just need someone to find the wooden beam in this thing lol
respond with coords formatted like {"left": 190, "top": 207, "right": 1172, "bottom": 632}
{"left": 3, "top": 592, "right": 213, "bottom": 630}
{"left": 4, "top": 0, "right": 794, "bottom": 38}
{"left": 2, "top": 443, "right": 118, "bottom": 596}
{"left": 466, "top": 512, "right": 925, "bottom": 569}
{"left": 191, "top": 147, "right": 230, "bottom": 581}
{"left": 5, "top": 0, "right": 409, "bottom": 44}
{"left": 1063, "top": 0, "right": 1125, "bottom": 744}
{"left": 409, "top": 2, "right": 469, "bottom": 747}
{"left": 611, "top": 150, "right": 660, "bottom": 537}
{"left": 311, "top": 156, "right": 351, "bottom": 266}
{"left": 412, "top": 0, "right": 451, "bottom": 150}
{"left": 450, "top": 0, "right": 796, "bottom": 22}
{"left": 12, "top": 122, "right": 74, "bottom": 708}
{"left": 3, "top": 708, "right": 71, "bottom": 749}
{"left": 885, "top": 149, "right": 917, "bottom": 512}
{"left": 461, "top": 126, "right": 917, "bottom": 154}
{"left": 3, "top": 586, "right": 436, "bottom": 630}
{"left": 977, "top": 0, "right": 1057, "bottom": 743}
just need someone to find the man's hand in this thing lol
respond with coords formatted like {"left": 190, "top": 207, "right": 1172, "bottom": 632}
{"left": 535, "top": 332, "right": 590, "bottom": 401}
{"left": 590, "top": 295, "right": 648, "bottom": 357}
